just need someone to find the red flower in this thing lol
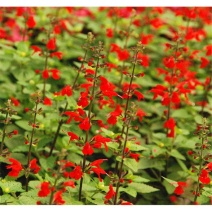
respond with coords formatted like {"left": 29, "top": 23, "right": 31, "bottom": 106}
{"left": 199, "top": 169, "right": 211, "bottom": 184}
{"left": 43, "top": 97, "right": 52, "bottom": 106}
{"left": 82, "top": 142, "right": 94, "bottom": 155}
{"left": 46, "top": 38, "right": 56, "bottom": 51}
{"left": 164, "top": 118, "right": 176, "bottom": 138}
{"left": 29, "top": 158, "right": 40, "bottom": 174}
{"left": 63, "top": 180, "right": 75, "bottom": 188}
{"left": 92, "top": 135, "right": 111, "bottom": 152}
{"left": 136, "top": 108, "right": 146, "bottom": 122}
{"left": 129, "top": 153, "right": 140, "bottom": 162}
{"left": 13, "top": 130, "right": 18, "bottom": 135}
{"left": 171, "top": 92, "right": 180, "bottom": 104}
{"left": 50, "top": 51, "right": 63, "bottom": 60}
{"left": 107, "top": 104, "right": 122, "bottom": 125}
{"left": 117, "top": 49, "right": 130, "bottom": 61}
{"left": 91, "top": 167, "right": 106, "bottom": 182}
{"left": 170, "top": 195, "right": 177, "bottom": 203}
{"left": 134, "top": 90, "right": 144, "bottom": 101}
{"left": 174, "top": 182, "right": 187, "bottom": 195}
{"left": 67, "top": 131, "right": 79, "bottom": 142}
{"left": 69, "top": 165, "right": 83, "bottom": 180}
{"left": 61, "top": 85, "right": 72, "bottom": 96}
{"left": 141, "top": 33, "right": 153, "bottom": 45}
{"left": 31, "top": 45, "right": 42, "bottom": 55}
{"left": 200, "top": 57, "right": 209, "bottom": 68}
{"left": 51, "top": 69, "right": 60, "bottom": 80}
{"left": 150, "top": 84, "right": 167, "bottom": 100}
{"left": 6, "top": 158, "right": 23, "bottom": 177}
{"left": 26, "top": 16, "right": 36, "bottom": 28}
{"left": 42, "top": 69, "right": 49, "bottom": 79}
{"left": 206, "top": 45, "right": 212, "bottom": 56}
{"left": 105, "top": 184, "right": 116, "bottom": 200}
{"left": 163, "top": 56, "right": 175, "bottom": 69}
{"left": 53, "top": 25, "right": 61, "bottom": 34}
{"left": 64, "top": 111, "right": 81, "bottom": 124}
{"left": 207, "top": 162, "right": 212, "bottom": 171}
{"left": 106, "top": 28, "right": 113, "bottom": 38}
{"left": 77, "top": 92, "right": 89, "bottom": 108}
{"left": 53, "top": 190, "right": 65, "bottom": 205}
{"left": 38, "top": 182, "right": 51, "bottom": 197}
{"left": 79, "top": 117, "right": 91, "bottom": 131}
{"left": 11, "top": 97, "right": 20, "bottom": 106}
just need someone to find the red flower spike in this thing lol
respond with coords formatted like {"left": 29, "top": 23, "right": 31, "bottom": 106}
{"left": 106, "top": 28, "right": 113, "bottom": 38}
{"left": 69, "top": 165, "right": 83, "bottom": 180}
{"left": 163, "top": 56, "right": 175, "bottom": 69}
{"left": 117, "top": 49, "right": 130, "bottom": 61}
{"left": 43, "top": 97, "right": 52, "bottom": 106}
{"left": 26, "top": 16, "right": 36, "bottom": 28}
{"left": 92, "top": 135, "right": 111, "bottom": 152}
{"left": 38, "top": 182, "right": 51, "bottom": 197}
{"left": 174, "top": 185, "right": 184, "bottom": 195}
{"left": 61, "top": 85, "right": 72, "bottom": 96}
{"left": 29, "top": 158, "right": 40, "bottom": 174}
{"left": 42, "top": 69, "right": 49, "bottom": 79}
{"left": 79, "top": 117, "right": 91, "bottom": 131}
{"left": 206, "top": 45, "right": 212, "bottom": 56}
{"left": 53, "top": 190, "right": 65, "bottom": 205}
{"left": 207, "top": 162, "right": 212, "bottom": 171}
{"left": 6, "top": 158, "right": 23, "bottom": 177}
{"left": 64, "top": 111, "right": 81, "bottom": 124}
{"left": 46, "top": 38, "right": 56, "bottom": 51}
{"left": 105, "top": 184, "right": 116, "bottom": 200}
{"left": 134, "top": 90, "right": 144, "bottom": 101}
{"left": 171, "top": 92, "right": 180, "bottom": 104}
{"left": 82, "top": 142, "right": 94, "bottom": 155}
{"left": 53, "top": 25, "right": 61, "bottom": 34}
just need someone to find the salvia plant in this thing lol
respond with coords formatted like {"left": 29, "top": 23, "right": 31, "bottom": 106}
{"left": 0, "top": 7, "right": 211, "bottom": 205}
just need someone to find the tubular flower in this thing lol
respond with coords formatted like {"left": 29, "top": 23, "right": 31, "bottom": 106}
{"left": 6, "top": 158, "right": 23, "bottom": 177}
{"left": 105, "top": 184, "right": 116, "bottom": 200}
{"left": 69, "top": 165, "right": 83, "bottom": 180}
{"left": 79, "top": 117, "right": 91, "bottom": 131}
{"left": 29, "top": 158, "right": 40, "bottom": 174}
{"left": 164, "top": 118, "right": 176, "bottom": 138}
{"left": 199, "top": 169, "right": 211, "bottom": 184}
{"left": 82, "top": 142, "right": 94, "bottom": 155}
{"left": 26, "top": 16, "right": 36, "bottom": 28}
{"left": 46, "top": 38, "right": 56, "bottom": 50}
{"left": 38, "top": 182, "right": 51, "bottom": 197}
{"left": 174, "top": 182, "right": 187, "bottom": 195}
{"left": 43, "top": 97, "right": 52, "bottom": 106}
{"left": 53, "top": 190, "right": 65, "bottom": 205}
{"left": 61, "top": 85, "right": 72, "bottom": 96}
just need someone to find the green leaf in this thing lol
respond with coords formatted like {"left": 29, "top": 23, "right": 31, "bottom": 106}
{"left": 116, "top": 157, "right": 138, "bottom": 172}
{"left": 162, "top": 177, "right": 177, "bottom": 187}
{"left": 0, "top": 181, "right": 24, "bottom": 193}
{"left": 128, "top": 143, "right": 147, "bottom": 151}
{"left": 0, "top": 194, "right": 17, "bottom": 204}
{"left": 132, "top": 175, "right": 150, "bottom": 183}
{"left": 12, "top": 145, "right": 29, "bottom": 153}
{"left": 15, "top": 120, "right": 32, "bottom": 131}
{"left": 18, "top": 196, "right": 37, "bottom": 205}
{"left": 169, "top": 149, "right": 186, "bottom": 160}
{"left": 29, "top": 180, "right": 41, "bottom": 189}
{"left": 128, "top": 182, "right": 159, "bottom": 193}
{"left": 176, "top": 158, "right": 188, "bottom": 172}
{"left": 120, "top": 187, "right": 137, "bottom": 197}
{"left": 86, "top": 196, "right": 104, "bottom": 205}
{"left": 107, "top": 142, "right": 119, "bottom": 150}
{"left": 202, "top": 187, "right": 212, "bottom": 197}
{"left": 172, "top": 109, "right": 191, "bottom": 118}
{"left": 39, "top": 156, "right": 56, "bottom": 171}
{"left": 138, "top": 158, "right": 165, "bottom": 171}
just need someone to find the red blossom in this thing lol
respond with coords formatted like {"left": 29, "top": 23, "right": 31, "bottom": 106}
{"left": 53, "top": 190, "right": 65, "bottom": 205}
{"left": 43, "top": 97, "right": 52, "bottom": 106}
{"left": 206, "top": 45, "right": 212, "bottom": 56}
{"left": 46, "top": 38, "right": 56, "bottom": 50}
{"left": 163, "top": 56, "right": 175, "bottom": 69}
{"left": 200, "top": 57, "right": 209, "bottom": 68}
{"left": 11, "top": 97, "right": 20, "bottom": 106}
{"left": 29, "top": 158, "right": 40, "bottom": 174}
{"left": 42, "top": 69, "right": 49, "bottom": 79}
{"left": 61, "top": 85, "right": 72, "bottom": 96}
{"left": 107, "top": 104, "right": 122, "bottom": 125}
{"left": 171, "top": 92, "right": 180, "bottom": 104}
{"left": 92, "top": 135, "right": 111, "bottom": 152}
{"left": 53, "top": 25, "right": 61, "bottom": 34}
{"left": 105, "top": 184, "right": 116, "bottom": 200}
{"left": 50, "top": 51, "right": 63, "bottom": 60}
{"left": 63, "top": 180, "right": 75, "bottom": 188}
{"left": 6, "top": 158, "right": 23, "bottom": 177}
{"left": 117, "top": 49, "right": 130, "bottom": 61}
{"left": 82, "top": 142, "right": 94, "bottom": 155}
{"left": 141, "top": 33, "right": 153, "bottom": 45}
{"left": 26, "top": 16, "right": 36, "bottom": 28}
{"left": 106, "top": 28, "right": 113, "bottom": 38}
{"left": 164, "top": 118, "right": 175, "bottom": 138}
{"left": 129, "top": 153, "right": 140, "bottom": 162}
{"left": 134, "top": 90, "right": 144, "bottom": 101}
{"left": 77, "top": 92, "right": 89, "bottom": 108}
{"left": 136, "top": 108, "right": 146, "bottom": 122}
{"left": 64, "top": 111, "right": 81, "bottom": 124}
{"left": 13, "top": 130, "right": 18, "bottom": 135}
{"left": 67, "top": 131, "right": 79, "bottom": 142}
{"left": 170, "top": 195, "right": 177, "bottom": 203}
{"left": 174, "top": 182, "right": 187, "bottom": 195}
{"left": 51, "top": 69, "right": 60, "bottom": 80}
{"left": 91, "top": 167, "right": 106, "bottom": 182}
{"left": 199, "top": 169, "right": 211, "bottom": 184}
{"left": 150, "top": 84, "right": 167, "bottom": 100}
{"left": 31, "top": 45, "right": 42, "bottom": 55}
{"left": 38, "top": 182, "right": 51, "bottom": 197}
{"left": 79, "top": 117, "right": 91, "bottom": 131}
{"left": 69, "top": 165, "right": 83, "bottom": 180}
{"left": 207, "top": 162, "right": 212, "bottom": 171}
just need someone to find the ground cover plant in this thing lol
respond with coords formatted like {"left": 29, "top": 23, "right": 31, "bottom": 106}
{"left": 0, "top": 7, "right": 211, "bottom": 205}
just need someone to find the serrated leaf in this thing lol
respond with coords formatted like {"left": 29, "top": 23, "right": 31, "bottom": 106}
{"left": 128, "top": 182, "right": 159, "bottom": 193}
{"left": 107, "top": 142, "right": 119, "bottom": 150}
{"left": 18, "top": 196, "right": 37, "bottom": 205}
{"left": 116, "top": 157, "right": 138, "bottom": 172}
{"left": 0, "top": 194, "right": 17, "bottom": 204}
{"left": 169, "top": 149, "right": 186, "bottom": 160}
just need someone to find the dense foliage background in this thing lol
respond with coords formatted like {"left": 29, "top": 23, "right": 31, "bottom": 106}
{"left": 0, "top": 7, "right": 211, "bottom": 205}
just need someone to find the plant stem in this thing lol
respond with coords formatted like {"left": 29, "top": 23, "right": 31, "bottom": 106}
{"left": 26, "top": 98, "right": 39, "bottom": 192}
{"left": 114, "top": 50, "right": 138, "bottom": 205}
{"left": 78, "top": 52, "right": 101, "bottom": 202}
{"left": 48, "top": 49, "right": 88, "bottom": 156}
{"left": 0, "top": 112, "right": 9, "bottom": 155}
